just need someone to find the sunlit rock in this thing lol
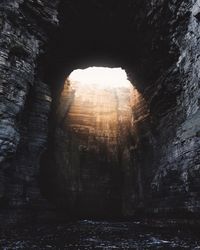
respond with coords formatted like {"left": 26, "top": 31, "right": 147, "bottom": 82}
{"left": 55, "top": 67, "right": 136, "bottom": 216}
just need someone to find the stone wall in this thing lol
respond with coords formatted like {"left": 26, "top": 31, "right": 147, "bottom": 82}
{"left": 0, "top": 0, "right": 58, "bottom": 224}
{"left": 131, "top": 0, "right": 200, "bottom": 216}
{"left": 54, "top": 77, "right": 134, "bottom": 217}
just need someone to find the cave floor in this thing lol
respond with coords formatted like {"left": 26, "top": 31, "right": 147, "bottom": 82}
{"left": 1, "top": 220, "right": 200, "bottom": 249}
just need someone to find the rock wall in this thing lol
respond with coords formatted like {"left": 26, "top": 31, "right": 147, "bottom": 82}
{"left": 130, "top": 0, "right": 200, "bottom": 216}
{"left": 0, "top": 0, "right": 58, "bottom": 224}
{"left": 150, "top": 0, "right": 200, "bottom": 215}
{"left": 54, "top": 77, "right": 135, "bottom": 217}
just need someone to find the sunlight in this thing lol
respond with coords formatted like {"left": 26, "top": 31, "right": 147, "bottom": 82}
{"left": 59, "top": 66, "right": 135, "bottom": 144}
{"left": 68, "top": 67, "right": 131, "bottom": 89}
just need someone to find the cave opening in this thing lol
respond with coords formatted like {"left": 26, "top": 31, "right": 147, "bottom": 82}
{"left": 37, "top": 0, "right": 156, "bottom": 218}
{"left": 34, "top": 0, "right": 172, "bottom": 220}
{"left": 40, "top": 66, "right": 144, "bottom": 218}
{"left": 26, "top": 0, "right": 195, "bottom": 223}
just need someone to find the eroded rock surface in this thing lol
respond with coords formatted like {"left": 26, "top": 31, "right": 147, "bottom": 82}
{"left": 0, "top": 0, "right": 58, "bottom": 224}
{"left": 54, "top": 77, "right": 135, "bottom": 216}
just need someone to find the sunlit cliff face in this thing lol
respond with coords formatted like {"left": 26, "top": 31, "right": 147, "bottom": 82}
{"left": 59, "top": 67, "right": 134, "bottom": 149}
{"left": 58, "top": 67, "right": 134, "bottom": 146}
{"left": 55, "top": 67, "right": 137, "bottom": 216}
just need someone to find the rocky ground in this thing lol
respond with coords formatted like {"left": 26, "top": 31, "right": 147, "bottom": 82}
{"left": 1, "top": 220, "right": 200, "bottom": 249}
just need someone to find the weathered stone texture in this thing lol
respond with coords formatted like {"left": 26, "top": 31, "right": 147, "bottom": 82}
{"left": 136, "top": 0, "right": 200, "bottom": 215}
{"left": 0, "top": 0, "right": 57, "bottom": 223}
{"left": 54, "top": 78, "right": 134, "bottom": 216}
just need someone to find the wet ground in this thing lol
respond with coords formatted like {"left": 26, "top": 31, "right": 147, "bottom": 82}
{"left": 1, "top": 220, "right": 200, "bottom": 249}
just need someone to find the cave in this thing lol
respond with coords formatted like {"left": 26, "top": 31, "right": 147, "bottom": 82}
{"left": 42, "top": 67, "right": 136, "bottom": 218}
{"left": 0, "top": 0, "right": 200, "bottom": 248}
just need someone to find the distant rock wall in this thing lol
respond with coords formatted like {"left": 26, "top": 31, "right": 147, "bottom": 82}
{"left": 54, "top": 78, "right": 134, "bottom": 217}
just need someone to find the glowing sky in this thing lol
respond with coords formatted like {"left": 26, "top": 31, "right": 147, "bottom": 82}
{"left": 68, "top": 67, "right": 132, "bottom": 89}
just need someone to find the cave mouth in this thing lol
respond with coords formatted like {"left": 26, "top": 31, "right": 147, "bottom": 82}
{"left": 41, "top": 66, "right": 139, "bottom": 218}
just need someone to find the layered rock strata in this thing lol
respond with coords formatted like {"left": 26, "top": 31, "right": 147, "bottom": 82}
{"left": 0, "top": 0, "right": 58, "bottom": 224}
{"left": 55, "top": 78, "right": 135, "bottom": 216}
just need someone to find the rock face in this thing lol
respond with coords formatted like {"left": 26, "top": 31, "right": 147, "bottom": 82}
{"left": 0, "top": 0, "right": 200, "bottom": 223}
{"left": 54, "top": 76, "right": 135, "bottom": 216}
{"left": 0, "top": 0, "right": 58, "bottom": 224}
{"left": 136, "top": 0, "right": 200, "bottom": 216}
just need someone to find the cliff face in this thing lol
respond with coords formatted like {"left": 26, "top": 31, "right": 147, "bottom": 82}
{"left": 0, "top": 0, "right": 58, "bottom": 224}
{"left": 0, "top": 0, "right": 200, "bottom": 222}
{"left": 54, "top": 77, "right": 134, "bottom": 216}
{"left": 136, "top": 0, "right": 200, "bottom": 216}
{"left": 111, "top": 0, "right": 200, "bottom": 216}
